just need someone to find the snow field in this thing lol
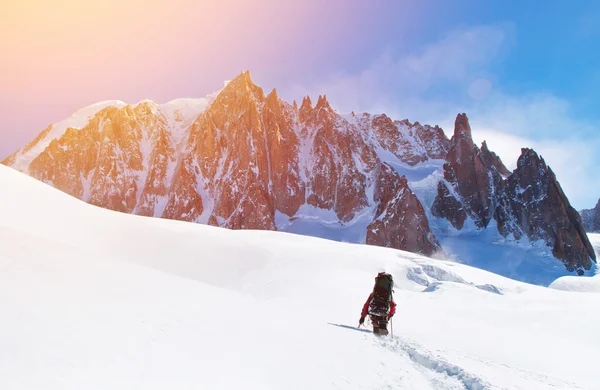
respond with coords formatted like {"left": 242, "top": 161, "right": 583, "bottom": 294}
{"left": 1, "top": 165, "right": 599, "bottom": 389}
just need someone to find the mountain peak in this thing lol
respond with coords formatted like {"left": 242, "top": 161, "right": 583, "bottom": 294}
{"left": 481, "top": 140, "right": 489, "bottom": 151}
{"left": 267, "top": 88, "right": 279, "bottom": 102}
{"left": 517, "top": 148, "right": 543, "bottom": 170}
{"left": 480, "top": 140, "right": 511, "bottom": 176}
{"left": 212, "top": 70, "right": 265, "bottom": 104}
{"left": 315, "top": 95, "right": 332, "bottom": 111}
{"left": 300, "top": 95, "right": 313, "bottom": 111}
{"left": 223, "top": 70, "right": 256, "bottom": 92}
{"left": 454, "top": 113, "right": 472, "bottom": 140}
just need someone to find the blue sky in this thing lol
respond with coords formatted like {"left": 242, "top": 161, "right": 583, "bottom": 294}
{"left": 1, "top": 0, "right": 598, "bottom": 208}
{"left": 429, "top": 0, "right": 600, "bottom": 123}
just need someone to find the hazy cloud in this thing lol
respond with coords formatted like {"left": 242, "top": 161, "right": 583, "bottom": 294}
{"left": 285, "top": 24, "right": 507, "bottom": 117}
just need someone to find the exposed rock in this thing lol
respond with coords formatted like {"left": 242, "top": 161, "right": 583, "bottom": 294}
{"left": 431, "top": 181, "right": 467, "bottom": 230}
{"left": 432, "top": 114, "right": 595, "bottom": 273}
{"left": 5, "top": 73, "right": 595, "bottom": 270}
{"left": 366, "top": 164, "right": 441, "bottom": 256}
{"left": 3, "top": 71, "right": 451, "bottom": 257}
{"left": 495, "top": 149, "right": 596, "bottom": 273}
{"left": 580, "top": 199, "right": 600, "bottom": 233}
{"left": 480, "top": 141, "right": 510, "bottom": 177}
{"left": 361, "top": 114, "right": 450, "bottom": 166}
{"left": 432, "top": 113, "right": 501, "bottom": 228}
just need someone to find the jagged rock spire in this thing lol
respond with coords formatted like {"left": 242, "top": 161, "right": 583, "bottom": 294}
{"left": 454, "top": 113, "right": 472, "bottom": 140}
{"left": 300, "top": 95, "right": 313, "bottom": 111}
{"left": 496, "top": 148, "right": 596, "bottom": 272}
{"left": 480, "top": 140, "right": 511, "bottom": 176}
{"left": 315, "top": 95, "right": 332, "bottom": 111}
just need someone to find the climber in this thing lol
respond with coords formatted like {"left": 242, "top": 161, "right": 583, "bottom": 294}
{"left": 359, "top": 272, "right": 396, "bottom": 335}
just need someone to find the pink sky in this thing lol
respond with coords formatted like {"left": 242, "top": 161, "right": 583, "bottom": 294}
{"left": 0, "top": 0, "right": 420, "bottom": 159}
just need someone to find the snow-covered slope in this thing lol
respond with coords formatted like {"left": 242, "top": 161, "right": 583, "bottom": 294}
{"left": 8, "top": 100, "right": 127, "bottom": 171}
{"left": 1, "top": 164, "right": 599, "bottom": 390}
{"left": 6, "top": 96, "right": 213, "bottom": 173}
{"left": 550, "top": 233, "right": 600, "bottom": 292}
{"left": 409, "top": 171, "right": 597, "bottom": 286}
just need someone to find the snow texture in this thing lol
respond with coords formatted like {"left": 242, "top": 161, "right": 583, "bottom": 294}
{"left": 408, "top": 168, "right": 599, "bottom": 286}
{"left": 549, "top": 233, "right": 600, "bottom": 292}
{"left": 1, "top": 165, "right": 599, "bottom": 389}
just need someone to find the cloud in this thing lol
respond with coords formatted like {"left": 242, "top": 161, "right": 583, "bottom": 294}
{"left": 472, "top": 130, "right": 600, "bottom": 210}
{"left": 285, "top": 24, "right": 507, "bottom": 117}
{"left": 464, "top": 92, "right": 600, "bottom": 209}
{"left": 284, "top": 23, "right": 600, "bottom": 210}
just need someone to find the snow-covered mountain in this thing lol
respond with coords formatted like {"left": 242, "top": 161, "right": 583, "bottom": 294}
{"left": 3, "top": 72, "right": 449, "bottom": 256}
{"left": 431, "top": 115, "right": 594, "bottom": 275}
{"left": 1, "top": 163, "right": 599, "bottom": 389}
{"left": 2, "top": 71, "right": 595, "bottom": 279}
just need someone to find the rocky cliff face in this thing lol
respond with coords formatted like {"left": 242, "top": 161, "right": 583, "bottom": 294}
{"left": 494, "top": 149, "right": 595, "bottom": 273}
{"left": 431, "top": 114, "right": 506, "bottom": 229}
{"left": 580, "top": 199, "right": 600, "bottom": 233}
{"left": 3, "top": 71, "right": 444, "bottom": 256}
{"left": 366, "top": 163, "right": 441, "bottom": 255}
{"left": 4, "top": 73, "right": 595, "bottom": 271}
{"left": 432, "top": 114, "right": 596, "bottom": 273}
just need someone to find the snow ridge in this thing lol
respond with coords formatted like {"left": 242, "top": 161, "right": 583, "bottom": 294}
{"left": 11, "top": 100, "right": 127, "bottom": 171}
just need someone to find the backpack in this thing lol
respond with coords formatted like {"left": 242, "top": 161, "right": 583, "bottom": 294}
{"left": 368, "top": 272, "right": 394, "bottom": 317}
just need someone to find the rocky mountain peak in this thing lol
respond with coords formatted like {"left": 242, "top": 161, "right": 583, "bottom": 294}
{"left": 453, "top": 113, "right": 472, "bottom": 140}
{"left": 315, "top": 95, "right": 333, "bottom": 111}
{"left": 433, "top": 122, "right": 596, "bottom": 274}
{"left": 4, "top": 74, "right": 594, "bottom": 275}
{"left": 516, "top": 148, "right": 543, "bottom": 170}
{"left": 496, "top": 148, "right": 596, "bottom": 273}
{"left": 480, "top": 140, "right": 511, "bottom": 176}
{"left": 300, "top": 95, "right": 313, "bottom": 111}
{"left": 298, "top": 96, "right": 314, "bottom": 122}
{"left": 434, "top": 113, "right": 496, "bottom": 228}
{"left": 367, "top": 163, "right": 442, "bottom": 256}
{"left": 216, "top": 70, "right": 265, "bottom": 103}
{"left": 229, "top": 70, "right": 253, "bottom": 88}
{"left": 266, "top": 88, "right": 280, "bottom": 111}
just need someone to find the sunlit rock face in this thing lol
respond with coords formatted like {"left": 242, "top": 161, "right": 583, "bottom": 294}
{"left": 1, "top": 71, "right": 455, "bottom": 256}
{"left": 5, "top": 73, "right": 594, "bottom": 269}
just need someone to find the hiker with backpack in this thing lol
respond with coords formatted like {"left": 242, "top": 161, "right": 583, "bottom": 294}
{"left": 359, "top": 272, "right": 396, "bottom": 335}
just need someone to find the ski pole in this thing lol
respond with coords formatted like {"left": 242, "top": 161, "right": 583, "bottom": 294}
{"left": 391, "top": 317, "right": 393, "bottom": 337}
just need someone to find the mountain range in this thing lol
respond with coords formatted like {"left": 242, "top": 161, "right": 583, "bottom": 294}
{"left": 3, "top": 71, "right": 595, "bottom": 276}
